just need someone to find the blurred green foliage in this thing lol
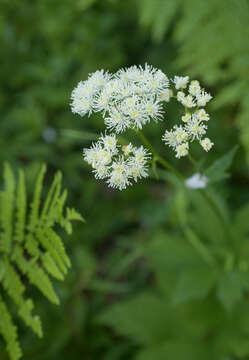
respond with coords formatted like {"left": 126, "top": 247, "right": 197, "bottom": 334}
{"left": 0, "top": 0, "right": 249, "bottom": 359}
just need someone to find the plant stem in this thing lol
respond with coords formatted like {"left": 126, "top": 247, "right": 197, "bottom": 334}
{"left": 188, "top": 153, "right": 198, "bottom": 169}
{"left": 135, "top": 130, "right": 184, "bottom": 180}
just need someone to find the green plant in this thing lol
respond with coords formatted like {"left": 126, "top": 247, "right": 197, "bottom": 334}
{"left": 0, "top": 163, "right": 84, "bottom": 360}
{"left": 137, "top": 0, "right": 249, "bottom": 160}
{"left": 99, "top": 151, "right": 249, "bottom": 360}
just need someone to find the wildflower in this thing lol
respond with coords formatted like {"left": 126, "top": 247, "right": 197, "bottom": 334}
{"left": 188, "top": 80, "right": 201, "bottom": 96}
{"left": 185, "top": 173, "right": 208, "bottom": 189}
{"left": 108, "top": 161, "right": 131, "bottom": 190}
{"left": 176, "top": 143, "right": 189, "bottom": 158}
{"left": 182, "top": 113, "right": 191, "bottom": 123}
{"left": 181, "top": 94, "right": 196, "bottom": 108}
{"left": 200, "top": 137, "right": 214, "bottom": 151}
{"left": 99, "top": 133, "right": 118, "bottom": 153}
{"left": 83, "top": 136, "right": 151, "bottom": 190}
{"left": 159, "top": 89, "right": 173, "bottom": 102}
{"left": 196, "top": 109, "right": 210, "bottom": 122}
{"left": 174, "top": 76, "right": 189, "bottom": 90}
{"left": 174, "top": 126, "right": 189, "bottom": 144}
{"left": 185, "top": 116, "right": 207, "bottom": 140}
{"left": 196, "top": 91, "right": 212, "bottom": 107}
{"left": 177, "top": 91, "right": 185, "bottom": 102}
{"left": 122, "top": 143, "right": 134, "bottom": 156}
{"left": 104, "top": 109, "right": 131, "bottom": 133}
{"left": 162, "top": 129, "right": 178, "bottom": 149}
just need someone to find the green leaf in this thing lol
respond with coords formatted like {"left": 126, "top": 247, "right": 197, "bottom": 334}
{"left": 172, "top": 267, "right": 218, "bottom": 305}
{"left": 205, "top": 146, "right": 238, "bottom": 183}
{"left": 99, "top": 293, "right": 170, "bottom": 345}
{"left": 136, "top": 341, "right": 212, "bottom": 360}
{"left": 217, "top": 271, "right": 249, "bottom": 311}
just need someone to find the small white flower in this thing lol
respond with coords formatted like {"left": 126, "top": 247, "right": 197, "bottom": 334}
{"left": 104, "top": 109, "right": 130, "bottom": 133}
{"left": 181, "top": 94, "right": 196, "bottom": 108}
{"left": 93, "top": 165, "right": 109, "bottom": 179}
{"left": 99, "top": 133, "right": 117, "bottom": 153}
{"left": 128, "top": 161, "right": 149, "bottom": 182}
{"left": 159, "top": 89, "right": 173, "bottom": 102}
{"left": 195, "top": 109, "right": 210, "bottom": 122}
{"left": 133, "top": 146, "right": 151, "bottom": 165}
{"left": 196, "top": 91, "right": 212, "bottom": 107}
{"left": 107, "top": 158, "right": 131, "bottom": 190}
{"left": 175, "top": 143, "right": 189, "bottom": 158}
{"left": 143, "top": 99, "right": 163, "bottom": 122}
{"left": 177, "top": 91, "right": 185, "bottom": 102}
{"left": 200, "top": 137, "right": 214, "bottom": 151}
{"left": 185, "top": 116, "right": 207, "bottom": 140}
{"left": 188, "top": 80, "right": 201, "bottom": 96}
{"left": 174, "top": 76, "right": 189, "bottom": 90}
{"left": 122, "top": 143, "right": 134, "bottom": 156}
{"left": 182, "top": 113, "right": 191, "bottom": 123}
{"left": 174, "top": 125, "right": 189, "bottom": 144}
{"left": 162, "top": 130, "right": 178, "bottom": 148}
{"left": 185, "top": 173, "right": 208, "bottom": 189}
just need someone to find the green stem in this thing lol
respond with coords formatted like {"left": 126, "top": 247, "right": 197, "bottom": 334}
{"left": 188, "top": 153, "right": 198, "bottom": 169}
{"left": 135, "top": 130, "right": 184, "bottom": 180}
{"left": 184, "top": 227, "right": 215, "bottom": 266}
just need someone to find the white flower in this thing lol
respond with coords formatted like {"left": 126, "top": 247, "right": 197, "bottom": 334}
{"left": 159, "top": 89, "right": 173, "bottom": 102}
{"left": 122, "top": 143, "right": 134, "bottom": 156}
{"left": 185, "top": 116, "right": 207, "bottom": 140}
{"left": 99, "top": 133, "right": 118, "bottom": 153}
{"left": 71, "top": 70, "right": 110, "bottom": 117}
{"left": 88, "top": 69, "right": 110, "bottom": 88}
{"left": 188, "top": 80, "right": 201, "bottom": 96}
{"left": 133, "top": 146, "right": 151, "bottom": 165}
{"left": 93, "top": 165, "right": 109, "bottom": 179}
{"left": 196, "top": 91, "right": 212, "bottom": 107}
{"left": 107, "top": 158, "right": 131, "bottom": 190}
{"left": 83, "top": 142, "right": 102, "bottom": 167}
{"left": 174, "top": 76, "right": 189, "bottom": 90}
{"left": 162, "top": 130, "right": 178, "bottom": 148}
{"left": 195, "top": 109, "right": 210, "bottom": 121}
{"left": 143, "top": 99, "right": 163, "bottom": 122}
{"left": 185, "top": 173, "right": 208, "bottom": 189}
{"left": 181, "top": 94, "right": 196, "bottom": 108}
{"left": 176, "top": 143, "right": 189, "bottom": 158}
{"left": 97, "top": 148, "right": 112, "bottom": 165}
{"left": 177, "top": 91, "right": 185, "bottom": 102}
{"left": 127, "top": 160, "right": 149, "bottom": 182}
{"left": 200, "top": 137, "right": 214, "bottom": 151}
{"left": 104, "top": 109, "right": 131, "bottom": 133}
{"left": 71, "top": 82, "right": 92, "bottom": 117}
{"left": 182, "top": 113, "right": 191, "bottom": 123}
{"left": 174, "top": 125, "right": 189, "bottom": 144}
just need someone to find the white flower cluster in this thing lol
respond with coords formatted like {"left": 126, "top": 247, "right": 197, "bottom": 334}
{"left": 83, "top": 134, "right": 151, "bottom": 190}
{"left": 71, "top": 66, "right": 214, "bottom": 190}
{"left": 71, "top": 64, "right": 170, "bottom": 133}
{"left": 162, "top": 77, "right": 213, "bottom": 158}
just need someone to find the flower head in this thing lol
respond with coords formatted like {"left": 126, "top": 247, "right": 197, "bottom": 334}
{"left": 185, "top": 173, "right": 208, "bottom": 189}
{"left": 174, "top": 76, "right": 189, "bottom": 90}
{"left": 200, "top": 137, "right": 214, "bottom": 151}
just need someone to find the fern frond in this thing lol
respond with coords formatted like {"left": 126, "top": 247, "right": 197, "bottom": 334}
{"left": 41, "top": 252, "right": 65, "bottom": 281}
{"left": 2, "top": 257, "right": 42, "bottom": 337}
{"left": 28, "top": 164, "right": 46, "bottom": 232}
{"left": 0, "top": 163, "right": 83, "bottom": 360}
{"left": 15, "top": 170, "right": 26, "bottom": 244}
{"left": 0, "top": 294, "right": 22, "bottom": 360}
{"left": 0, "top": 163, "right": 15, "bottom": 254}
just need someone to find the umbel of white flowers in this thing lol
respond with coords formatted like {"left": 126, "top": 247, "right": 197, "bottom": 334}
{"left": 71, "top": 64, "right": 214, "bottom": 190}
